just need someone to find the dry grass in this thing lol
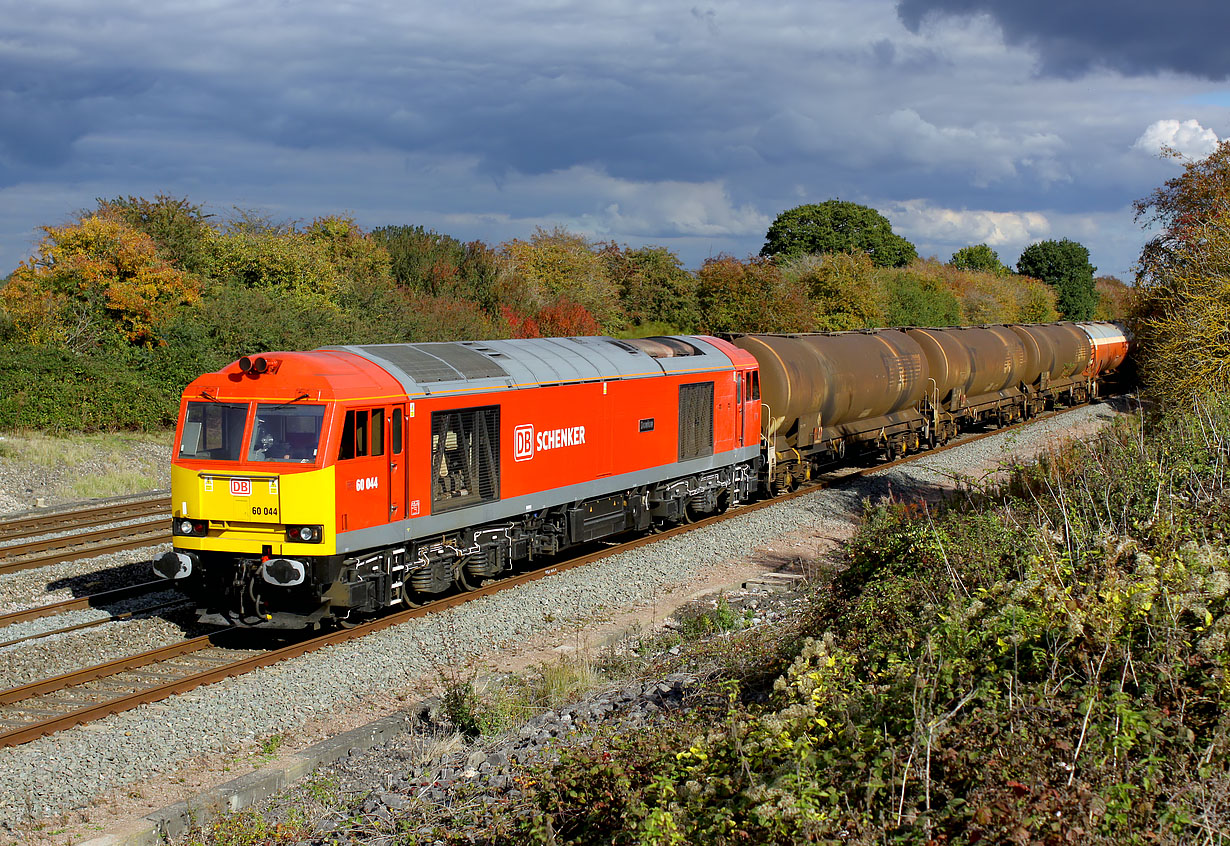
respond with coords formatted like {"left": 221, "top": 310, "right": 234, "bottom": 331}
{"left": 0, "top": 430, "right": 171, "bottom": 501}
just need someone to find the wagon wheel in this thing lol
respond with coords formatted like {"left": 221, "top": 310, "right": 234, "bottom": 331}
{"left": 714, "top": 489, "right": 732, "bottom": 515}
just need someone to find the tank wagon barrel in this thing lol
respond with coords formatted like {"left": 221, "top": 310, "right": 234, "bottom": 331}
{"left": 730, "top": 331, "right": 930, "bottom": 467}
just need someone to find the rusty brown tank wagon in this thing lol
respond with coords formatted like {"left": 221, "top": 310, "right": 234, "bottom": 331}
{"left": 723, "top": 321, "right": 1131, "bottom": 493}
{"left": 731, "top": 331, "right": 931, "bottom": 485}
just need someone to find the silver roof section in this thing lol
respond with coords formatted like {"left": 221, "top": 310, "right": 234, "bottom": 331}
{"left": 328, "top": 336, "right": 734, "bottom": 398}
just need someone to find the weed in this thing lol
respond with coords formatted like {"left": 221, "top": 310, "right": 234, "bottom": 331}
{"left": 256, "top": 733, "right": 283, "bottom": 758}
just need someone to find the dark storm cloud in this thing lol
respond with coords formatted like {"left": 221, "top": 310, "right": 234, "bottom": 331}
{"left": 897, "top": 0, "right": 1230, "bottom": 79}
{"left": 0, "top": 0, "right": 1218, "bottom": 279}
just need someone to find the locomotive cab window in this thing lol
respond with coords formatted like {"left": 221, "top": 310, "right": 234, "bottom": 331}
{"left": 248, "top": 404, "right": 326, "bottom": 463}
{"left": 179, "top": 401, "right": 248, "bottom": 461}
{"left": 430, "top": 406, "right": 500, "bottom": 511}
{"left": 371, "top": 409, "right": 385, "bottom": 456}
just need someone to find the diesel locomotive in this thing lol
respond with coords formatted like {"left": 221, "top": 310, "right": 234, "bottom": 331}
{"left": 155, "top": 322, "right": 1129, "bottom": 629}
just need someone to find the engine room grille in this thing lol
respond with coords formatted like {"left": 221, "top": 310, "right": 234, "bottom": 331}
{"left": 431, "top": 406, "right": 500, "bottom": 511}
{"left": 678, "top": 382, "right": 714, "bottom": 461}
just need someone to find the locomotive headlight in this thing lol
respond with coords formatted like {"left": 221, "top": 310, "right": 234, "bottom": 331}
{"left": 173, "top": 519, "right": 208, "bottom": 537}
{"left": 285, "top": 524, "right": 323, "bottom": 543}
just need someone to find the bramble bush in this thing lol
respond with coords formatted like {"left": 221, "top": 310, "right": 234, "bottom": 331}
{"left": 479, "top": 399, "right": 1230, "bottom": 845}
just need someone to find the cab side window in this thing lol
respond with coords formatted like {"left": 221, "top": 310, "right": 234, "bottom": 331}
{"left": 337, "top": 408, "right": 392, "bottom": 460}
{"left": 371, "top": 409, "right": 385, "bottom": 456}
{"left": 392, "top": 409, "right": 403, "bottom": 454}
{"left": 338, "top": 411, "right": 356, "bottom": 460}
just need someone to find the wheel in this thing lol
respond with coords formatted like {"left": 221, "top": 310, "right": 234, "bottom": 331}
{"left": 456, "top": 565, "right": 482, "bottom": 592}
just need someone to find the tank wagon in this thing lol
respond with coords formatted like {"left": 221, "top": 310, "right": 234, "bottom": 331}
{"left": 727, "top": 321, "right": 1130, "bottom": 491}
{"left": 156, "top": 322, "right": 1129, "bottom": 629}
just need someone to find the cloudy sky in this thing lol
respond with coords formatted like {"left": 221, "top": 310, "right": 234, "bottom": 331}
{"left": 1, "top": 0, "right": 1227, "bottom": 280}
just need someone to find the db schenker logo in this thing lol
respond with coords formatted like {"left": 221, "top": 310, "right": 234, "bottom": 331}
{"left": 514, "top": 424, "right": 535, "bottom": 461}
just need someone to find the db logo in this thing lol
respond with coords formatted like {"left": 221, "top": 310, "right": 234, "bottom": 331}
{"left": 514, "top": 424, "right": 535, "bottom": 461}
{"left": 229, "top": 478, "right": 252, "bottom": 497}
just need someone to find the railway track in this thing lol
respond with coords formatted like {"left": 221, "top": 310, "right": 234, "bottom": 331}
{"left": 0, "top": 494, "right": 170, "bottom": 574}
{"left": 0, "top": 402, "right": 1104, "bottom": 748}
{"left": 0, "top": 580, "right": 173, "bottom": 630}
{"left": 0, "top": 492, "right": 168, "bottom": 542}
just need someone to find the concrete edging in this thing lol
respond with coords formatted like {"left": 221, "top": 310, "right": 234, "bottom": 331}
{"left": 77, "top": 711, "right": 415, "bottom": 846}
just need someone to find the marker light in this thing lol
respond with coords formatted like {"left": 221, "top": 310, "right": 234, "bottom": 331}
{"left": 173, "top": 519, "right": 208, "bottom": 537}
{"left": 285, "top": 525, "right": 323, "bottom": 543}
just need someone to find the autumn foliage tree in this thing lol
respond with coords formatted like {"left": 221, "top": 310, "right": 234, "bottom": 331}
{"left": 2, "top": 213, "right": 199, "bottom": 349}
{"left": 96, "top": 195, "right": 214, "bottom": 275}
{"left": 1093, "top": 275, "right": 1133, "bottom": 320}
{"left": 780, "top": 252, "right": 884, "bottom": 330}
{"left": 1135, "top": 140, "right": 1230, "bottom": 281}
{"left": 695, "top": 255, "right": 812, "bottom": 334}
{"left": 885, "top": 259, "right": 1057, "bottom": 325}
{"left": 603, "top": 244, "right": 698, "bottom": 333}
{"left": 1134, "top": 143, "right": 1230, "bottom": 405}
{"left": 501, "top": 227, "right": 623, "bottom": 332}
{"left": 1133, "top": 205, "right": 1230, "bottom": 404}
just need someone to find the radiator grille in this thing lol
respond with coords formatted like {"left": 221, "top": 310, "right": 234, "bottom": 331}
{"left": 678, "top": 382, "right": 714, "bottom": 461}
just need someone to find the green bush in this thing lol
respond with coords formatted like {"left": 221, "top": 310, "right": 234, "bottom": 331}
{"left": 0, "top": 344, "right": 180, "bottom": 431}
{"left": 480, "top": 400, "right": 1230, "bottom": 845}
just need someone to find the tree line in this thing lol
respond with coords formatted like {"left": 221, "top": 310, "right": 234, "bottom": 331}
{"left": 0, "top": 194, "right": 1128, "bottom": 430}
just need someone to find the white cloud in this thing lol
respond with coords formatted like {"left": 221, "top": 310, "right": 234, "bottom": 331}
{"left": 884, "top": 200, "right": 1145, "bottom": 278}
{"left": 495, "top": 166, "right": 771, "bottom": 240}
{"left": 1133, "top": 119, "right": 1220, "bottom": 158}
{"left": 886, "top": 200, "right": 1051, "bottom": 247}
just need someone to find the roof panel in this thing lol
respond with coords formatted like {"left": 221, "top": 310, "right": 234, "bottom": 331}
{"left": 327, "top": 336, "right": 735, "bottom": 398}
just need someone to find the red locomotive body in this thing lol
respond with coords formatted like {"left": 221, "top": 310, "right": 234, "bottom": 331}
{"left": 161, "top": 336, "right": 761, "bottom": 627}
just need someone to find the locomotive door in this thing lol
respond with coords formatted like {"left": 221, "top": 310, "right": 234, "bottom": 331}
{"left": 388, "top": 406, "right": 406, "bottom": 521}
{"left": 336, "top": 407, "right": 390, "bottom": 531}
{"left": 742, "top": 370, "right": 759, "bottom": 448}
{"left": 736, "top": 371, "right": 745, "bottom": 447}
